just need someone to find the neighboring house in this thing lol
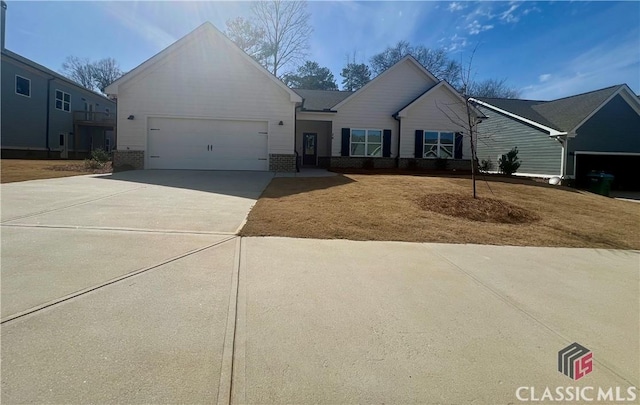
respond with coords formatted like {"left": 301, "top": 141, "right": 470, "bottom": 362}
{"left": 473, "top": 85, "right": 640, "bottom": 190}
{"left": 106, "top": 22, "right": 480, "bottom": 172}
{"left": 0, "top": 1, "right": 116, "bottom": 159}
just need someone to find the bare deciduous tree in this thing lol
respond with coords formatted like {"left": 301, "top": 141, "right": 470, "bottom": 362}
{"left": 436, "top": 48, "right": 486, "bottom": 198}
{"left": 251, "top": 0, "right": 312, "bottom": 78}
{"left": 61, "top": 56, "right": 95, "bottom": 90}
{"left": 467, "top": 78, "right": 520, "bottom": 98}
{"left": 92, "top": 58, "right": 123, "bottom": 94}
{"left": 61, "top": 56, "right": 123, "bottom": 94}
{"left": 224, "top": 17, "right": 265, "bottom": 60}
{"left": 370, "top": 41, "right": 462, "bottom": 87}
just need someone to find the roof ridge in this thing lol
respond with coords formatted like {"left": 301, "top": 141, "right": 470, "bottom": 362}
{"left": 546, "top": 84, "right": 622, "bottom": 103}
{"left": 480, "top": 96, "right": 547, "bottom": 103}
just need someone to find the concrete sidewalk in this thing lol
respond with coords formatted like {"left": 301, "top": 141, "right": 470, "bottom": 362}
{"left": 2, "top": 236, "right": 638, "bottom": 404}
{"left": 234, "top": 238, "right": 639, "bottom": 404}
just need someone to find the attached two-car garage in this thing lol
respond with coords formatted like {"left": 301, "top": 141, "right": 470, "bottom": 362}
{"left": 147, "top": 117, "right": 269, "bottom": 171}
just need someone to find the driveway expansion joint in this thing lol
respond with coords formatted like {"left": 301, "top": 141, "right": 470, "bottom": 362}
{"left": 1, "top": 236, "right": 237, "bottom": 324}
{"left": 217, "top": 237, "right": 243, "bottom": 405}
{"left": 1, "top": 186, "right": 148, "bottom": 224}
{"left": 0, "top": 223, "right": 237, "bottom": 236}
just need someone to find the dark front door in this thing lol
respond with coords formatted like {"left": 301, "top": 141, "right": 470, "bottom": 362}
{"left": 302, "top": 133, "right": 317, "bottom": 166}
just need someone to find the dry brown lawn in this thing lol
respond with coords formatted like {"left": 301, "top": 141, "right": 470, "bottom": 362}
{"left": 240, "top": 173, "right": 640, "bottom": 249}
{"left": 1, "top": 159, "right": 111, "bottom": 183}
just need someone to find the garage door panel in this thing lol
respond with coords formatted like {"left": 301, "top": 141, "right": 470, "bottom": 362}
{"left": 147, "top": 118, "right": 268, "bottom": 171}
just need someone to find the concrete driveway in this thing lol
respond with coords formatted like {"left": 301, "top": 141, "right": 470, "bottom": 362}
{"left": 1, "top": 171, "right": 638, "bottom": 404}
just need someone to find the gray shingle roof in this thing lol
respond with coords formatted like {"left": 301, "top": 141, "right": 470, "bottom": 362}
{"left": 478, "top": 85, "right": 624, "bottom": 132}
{"left": 294, "top": 89, "right": 353, "bottom": 111}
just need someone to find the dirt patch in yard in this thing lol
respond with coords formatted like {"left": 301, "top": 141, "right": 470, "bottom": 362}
{"left": 1, "top": 159, "right": 112, "bottom": 183}
{"left": 417, "top": 193, "right": 539, "bottom": 224}
{"left": 240, "top": 174, "right": 640, "bottom": 249}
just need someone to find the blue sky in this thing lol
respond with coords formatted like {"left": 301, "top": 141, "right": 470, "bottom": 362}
{"left": 6, "top": 1, "right": 640, "bottom": 99}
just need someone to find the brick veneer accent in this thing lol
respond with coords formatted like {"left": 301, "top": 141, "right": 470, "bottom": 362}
{"left": 269, "top": 153, "right": 296, "bottom": 172}
{"left": 113, "top": 150, "right": 144, "bottom": 171}
{"left": 399, "top": 158, "right": 471, "bottom": 170}
{"left": 329, "top": 157, "right": 397, "bottom": 169}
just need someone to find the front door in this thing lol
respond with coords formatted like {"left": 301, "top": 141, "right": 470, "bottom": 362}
{"left": 59, "top": 133, "right": 68, "bottom": 159}
{"left": 302, "top": 133, "right": 317, "bottom": 166}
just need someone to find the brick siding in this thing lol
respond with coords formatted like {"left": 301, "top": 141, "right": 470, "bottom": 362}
{"left": 113, "top": 150, "right": 144, "bottom": 171}
{"left": 269, "top": 153, "right": 296, "bottom": 172}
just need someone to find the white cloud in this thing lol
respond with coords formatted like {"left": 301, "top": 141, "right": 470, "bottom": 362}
{"left": 521, "top": 37, "right": 640, "bottom": 99}
{"left": 500, "top": 4, "right": 520, "bottom": 23}
{"left": 446, "top": 34, "right": 468, "bottom": 53}
{"left": 467, "top": 20, "right": 494, "bottom": 35}
{"left": 448, "top": 2, "right": 466, "bottom": 12}
{"left": 539, "top": 74, "right": 551, "bottom": 83}
{"left": 464, "top": 4, "right": 495, "bottom": 22}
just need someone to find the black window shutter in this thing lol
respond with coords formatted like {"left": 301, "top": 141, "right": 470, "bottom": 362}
{"left": 414, "top": 130, "right": 424, "bottom": 158}
{"left": 454, "top": 132, "right": 463, "bottom": 159}
{"left": 341, "top": 128, "right": 350, "bottom": 156}
{"left": 382, "top": 129, "right": 392, "bottom": 157}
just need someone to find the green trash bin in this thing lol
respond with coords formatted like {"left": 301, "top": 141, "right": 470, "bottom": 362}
{"left": 586, "top": 171, "right": 615, "bottom": 196}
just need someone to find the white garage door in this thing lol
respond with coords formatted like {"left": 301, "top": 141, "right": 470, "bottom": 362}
{"left": 147, "top": 117, "right": 269, "bottom": 170}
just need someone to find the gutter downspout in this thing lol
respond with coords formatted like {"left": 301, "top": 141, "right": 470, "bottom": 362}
{"left": 393, "top": 114, "right": 401, "bottom": 168}
{"left": 550, "top": 132, "right": 569, "bottom": 180}
{"left": 294, "top": 107, "right": 299, "bottom": 172}
{"left": 45, "top": 77, "right": 54, "bottom": 158}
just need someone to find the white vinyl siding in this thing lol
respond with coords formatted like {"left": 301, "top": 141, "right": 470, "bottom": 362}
{"left": 114, "top": 28, "right": 296, "bottom": 160}
{"left": 331, "top": 59, "right": 437, "bottom": 157}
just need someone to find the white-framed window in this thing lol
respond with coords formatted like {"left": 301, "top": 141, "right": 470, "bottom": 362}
{"left": 424, "top": 131, "right": 455, "bottom": 158}
{"left": 350, "top": 129, "right": 382, "bottom": 157}
{"left": 16, "top": 75, "right": 31, "bottom": 97}
{"left": 55, "top": 90, "right": 71, "bottom": 112}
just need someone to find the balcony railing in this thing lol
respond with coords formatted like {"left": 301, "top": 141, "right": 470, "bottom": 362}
{"left": 73, "top": 111, "right": 116, "bottom": 126}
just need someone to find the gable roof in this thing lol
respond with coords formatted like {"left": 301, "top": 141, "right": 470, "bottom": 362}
{"left": 293, "top": 89, "right": 353, "bottom": 111}
{"left": 1, "top": 48, "right": 115, "bottom": 102}
{"left": 331, "top": 55, "right": 440, "bottom": 110}
{"left": 394, "top": 81, "right": 486, "bottom": 119}
{"left": 105, "top": 22, "right": 302, "bottom": 103}
{"left": 475, "top": 84, "right": 639, "bottom": 134}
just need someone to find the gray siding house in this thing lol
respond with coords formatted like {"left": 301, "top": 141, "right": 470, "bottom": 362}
{"left": 473, "top": 84, "right": 640, "bottom": 190}
{"left": 1, "top": 1, "right": 116, "bottom": 159}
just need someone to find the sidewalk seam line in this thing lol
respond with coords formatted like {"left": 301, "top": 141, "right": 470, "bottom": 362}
{"left": 0, "top": 236, "right": 236, "bottom": 324}
{"left": 217, "top": 236, "right": 242, "bottom": 405}
{"left": 431, "top": 248, "right": 638, "bottom": 387}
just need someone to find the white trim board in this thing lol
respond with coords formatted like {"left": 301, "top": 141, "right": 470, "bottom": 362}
{"left": 570, "top": 85, "right": 640, "bottom": 133}
{"left": 574, "top": 151, "right": 640, "bottom": 156}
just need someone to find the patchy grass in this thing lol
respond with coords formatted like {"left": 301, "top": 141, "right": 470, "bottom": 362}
{"left": 1, "top": 159, "right": 112, "bottom": 183}
{"left": 240, "top": 173, "right": 640, "bottom": 249}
